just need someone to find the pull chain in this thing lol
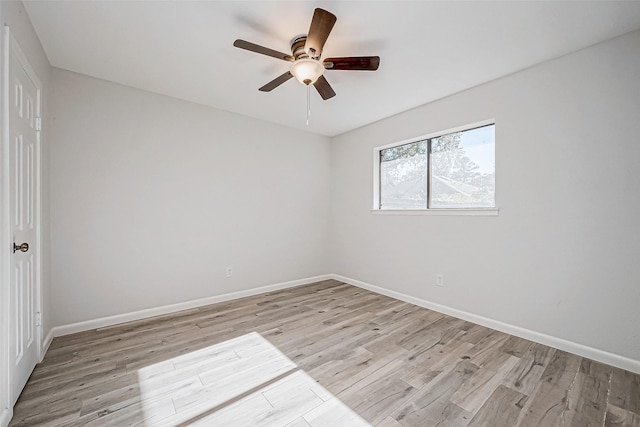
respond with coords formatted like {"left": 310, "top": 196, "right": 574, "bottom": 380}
{"left": 306, "top": 84, "right": 311, "bottom": 126}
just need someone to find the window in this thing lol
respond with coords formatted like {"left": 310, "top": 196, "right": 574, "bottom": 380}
{"left": 375, "top": 122, "right": 495, "bottom": 210}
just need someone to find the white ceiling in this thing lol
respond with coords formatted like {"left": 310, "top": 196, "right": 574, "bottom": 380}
{"left": 24, "top": 1, "right": 640, "bottom": 137}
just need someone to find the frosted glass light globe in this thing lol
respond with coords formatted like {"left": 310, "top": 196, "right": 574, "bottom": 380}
{"left": 290, "top": 58, "right": 324, "bottom": 85}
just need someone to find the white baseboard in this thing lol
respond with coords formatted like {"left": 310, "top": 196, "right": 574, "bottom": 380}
{"left": 48, "top": 272, "right": 640, "bottom": 375}
{"left": 331, "top": 274, "right": 640, "bottom": 375}
{"left": 0, "top": 408, "right": 12, "bottom": 427}
{"left": 40, "top": 329, "right": 54, "bottom": 361}
{"left": 52, "top": 274, "right": 332, "bottom": 338}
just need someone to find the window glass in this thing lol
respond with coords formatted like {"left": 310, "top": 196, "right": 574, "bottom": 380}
{"left": 430, "top": 125, "right": 495, "bottom": 208}
{"left": 376, "top": 123, "right": 495, "bottom": 210}
{"left": 380, "top": 140, "right": 428, "bottom": 209}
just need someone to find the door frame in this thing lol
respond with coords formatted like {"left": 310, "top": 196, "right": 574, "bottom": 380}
{"left": 0, "top": 25, "right": 43, "bottom": 421}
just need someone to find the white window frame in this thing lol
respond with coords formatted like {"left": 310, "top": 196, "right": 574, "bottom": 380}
{"left": 372, "top": 119, "right": 499, "bottom": 216}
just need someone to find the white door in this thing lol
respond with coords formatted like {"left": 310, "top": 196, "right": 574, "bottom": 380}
{"left": 7, "top": 31, "right": 41, "bottom": 406}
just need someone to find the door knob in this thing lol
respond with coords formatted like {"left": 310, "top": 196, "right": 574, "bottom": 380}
{"left": 13, "top": 242, "right": 29, "bottom": 253}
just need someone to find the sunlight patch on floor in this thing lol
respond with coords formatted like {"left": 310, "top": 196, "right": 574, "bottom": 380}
{"left": 130, "top": 331, "right": 370, "bottom": 426}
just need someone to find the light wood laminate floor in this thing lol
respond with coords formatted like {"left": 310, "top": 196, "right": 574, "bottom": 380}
{"left": 10, "top": 280, "right": 640, "bottom": 426}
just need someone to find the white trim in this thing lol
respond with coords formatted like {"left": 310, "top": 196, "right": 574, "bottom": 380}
{"left": 0, "top": 408, "right": 12, "bottom": 427}
{"left": 371, "top": 208, "right": 499, "bottom": 216}
{"left": 372, "top": 145, "right": 380, "bottom": 209}
{"left": 52, "top": 275, "right": 332, "bottom": 337}
{"left": 47, "top": 272, "right": 640, "bottom": 375}
{"left": 331, "top": 274, "right": 640, "bottom": 375}
{"left": 40, "top": 329, "right": 54, "bottom": 362}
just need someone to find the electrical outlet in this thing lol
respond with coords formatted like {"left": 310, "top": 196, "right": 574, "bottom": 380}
{"left": 226, "top": 267, "right": 233, "bottom": 278}
{"left": 436, "top": 274, "right": 444, "bottom": 287}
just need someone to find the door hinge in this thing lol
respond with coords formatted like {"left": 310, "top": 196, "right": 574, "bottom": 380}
{"left": 36, "top": 311, "right": 41, "bottom": 327}
{"left": 35, "top": 117, "right": 42, "bottom": 131}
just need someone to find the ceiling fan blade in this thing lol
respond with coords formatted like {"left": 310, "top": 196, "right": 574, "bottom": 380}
{"left": 304, "top": 8, "right": 337, "bottom": 59}
{"left": 233, "top": 39, "right": 294, "bottom": 62}
{"left": 259, "top": 71, "right": 294, "bottom": 92}
{"left": 323, "top": 56, "right": 380, "bottom": 71}
{"left": 313, "top": 75, "right": 336, "bottom": 100}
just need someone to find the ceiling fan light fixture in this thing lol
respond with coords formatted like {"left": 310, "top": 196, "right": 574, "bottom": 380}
{"left": 290, "top": 58, "right": 324, "bottom": 85}
{"left": 233, "top": 8, "right": 376, "bottom": 102}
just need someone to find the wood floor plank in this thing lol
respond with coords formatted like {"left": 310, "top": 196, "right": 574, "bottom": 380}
{"left": 500, "top": 336, "right": 534, "bottom": 358}
{"left": 348, "top": 377, "right": 417, "bottom": 425}
{"left": 502, "top": 355, "right": 547, "bottom": 396}
{"left": 377, "top": 416, "right": 402, "bottom": 427}
{"left": 284, "top": 418, "right": 312, "bottom": 427}
{"left": 518, "top": 382, "right": 573, "bottom": 427}
{"left": 302, "top": 397, "right": 371, "bottom": 427}
{"left": 308, "top": 347, "right": 387, "bottom": 394}
{"left": 338, "top": 358, "right": 417, "bottom": 424}
{"left": 563, "top": 369, "right": 609, "bottom": 427}
{"left": 467, "top": 385, "right": 528, "bottom": 427}
{"left": 605, "top": 404, "right": 640, "bottom": 427}
{"left": 451, "top": 355, "right": 519, "bottom": 413}
{"left": 514, "top": 350, "right": 583, "bottom": 427}
{"left": 390, "top": 360, "right": 478, "bottom": 426}
{"left": 10, "top": 280, "right": 640, "bottom": 427}
{"left": 461, "top": 330, "right": 511, "bottom": 369}
{"left": 610, "top": 367, "right": 640, "bottom": 414}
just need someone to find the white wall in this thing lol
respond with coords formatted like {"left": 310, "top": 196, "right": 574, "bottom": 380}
{"left": 330, "top": 30, "right": 640, "bottom": 361}
{"left": 49, "top": 69, "right": 331, "bottom": 326}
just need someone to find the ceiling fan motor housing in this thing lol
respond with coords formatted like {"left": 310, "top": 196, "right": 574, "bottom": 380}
{"left": 290, "top": 35, "right": 309, "bottom": 60}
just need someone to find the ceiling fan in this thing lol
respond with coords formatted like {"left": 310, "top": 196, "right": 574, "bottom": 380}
{"left": 233, "top": 8, "right": 380, "bottom": 101}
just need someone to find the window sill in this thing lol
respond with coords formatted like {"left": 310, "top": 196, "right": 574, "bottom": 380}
{"left": 371, "top": 208, "right": 499, "bottom": 216}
